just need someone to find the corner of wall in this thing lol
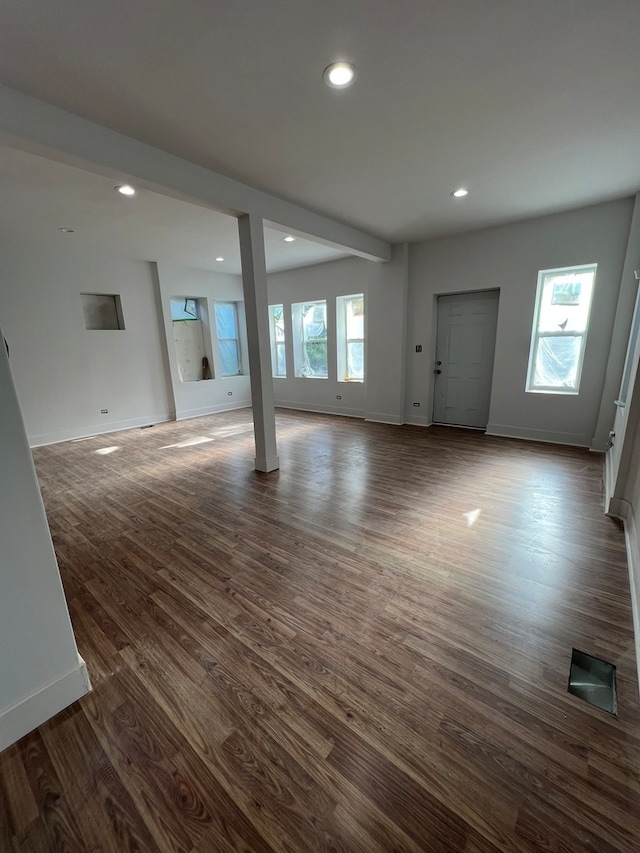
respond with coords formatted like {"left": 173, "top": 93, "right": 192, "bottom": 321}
{"left": 0, "top": 655, "right": 91, "bottom": 752}
{"left": 620, "top": 500, "right": 640, "bottom": 701}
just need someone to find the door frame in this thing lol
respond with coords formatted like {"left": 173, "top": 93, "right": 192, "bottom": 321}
{"left": 431, "top": 288, "right": 500, "bottom": 428}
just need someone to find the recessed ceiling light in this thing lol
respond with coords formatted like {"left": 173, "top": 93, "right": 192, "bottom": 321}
{"left": 323, "top": 62, "right": 357, "bottom": 89}
{"left": 57, "top": 226, "right": 75, "bottom": 233}
{"left": 115, "top": 184, "right": 136, "bottom": 196}
{"left": 451, "top": 188, "right": 469, "bottom": 198}
{"left": 215, "top": 257, "right": 224, "bottom": 262}
{"left": 283, "top": 236, "right": 296, "bottom": 242}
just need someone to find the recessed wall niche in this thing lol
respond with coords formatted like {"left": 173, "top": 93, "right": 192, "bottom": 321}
{"left": 170, "top": 296, "right": 213, "bottom": 382}
{"left": 81, "top": 293, "right": 125, "bottom": 330}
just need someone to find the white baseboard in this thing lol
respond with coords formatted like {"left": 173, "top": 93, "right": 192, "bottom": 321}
{"left": 604, "top": 449, "right": 621, "bottom": 516}
{"left": 620, "top": 500, "right": 640, "bottom": 701}
{"left": 404, "top": 414, "right": 432, "bottom": 427}
{"left": 364, "top": 413, "right": 404, "bottom": 425}
{"left": 255, "top": 455, "right": 280, "bottom": 473}
{"left": 274, "top": 400, "right": 365, "bottom": 419}
{"left": 176, "top": 401, "right": 251, "bottom": 420}
{"left": 29, "top": 413, "right": 174, "bottom": 447}
{"left": 485, "top": 423, "right": 589, "bottom": 447}
{"left": 0, "top": 655, "right": 91, "bottom": 752}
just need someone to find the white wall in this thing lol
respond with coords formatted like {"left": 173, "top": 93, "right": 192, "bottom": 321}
{"left": 0, "top": 240, "right": 173, "bottom": 446}
{"left": 0, "top": 329, "right": 90, "bottom": 751}
{"left": 406, "top": 199, "right": 634, "bottom": 445}
{"left": 267, "top": 246, "right": 408, "bottom": 423}
{"left": 154, "top": 263, "right": 252, "bottom": 420}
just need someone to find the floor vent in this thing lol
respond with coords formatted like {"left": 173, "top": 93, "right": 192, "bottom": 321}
{"left": 568, "top": 648, "right": 617, "bottom": 715}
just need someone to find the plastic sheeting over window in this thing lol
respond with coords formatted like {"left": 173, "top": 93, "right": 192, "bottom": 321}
{"left": 527, "top": 265, "right": 596, "bottom": 393}
{"left": 215, "top": 302, "right": 242, "bottom": 376}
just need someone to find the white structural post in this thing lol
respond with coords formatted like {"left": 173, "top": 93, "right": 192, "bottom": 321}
{"left": 238, "top": 212, "right": 280, "bottom": 472}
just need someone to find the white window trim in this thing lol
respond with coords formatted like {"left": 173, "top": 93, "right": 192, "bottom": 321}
{"left": 526, "top": 263, "right": 597, "bottom": 395}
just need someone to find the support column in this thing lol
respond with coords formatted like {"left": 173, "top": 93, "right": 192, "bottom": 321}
{"left": 238, "top": 212, "right": 280, "bottom": 472}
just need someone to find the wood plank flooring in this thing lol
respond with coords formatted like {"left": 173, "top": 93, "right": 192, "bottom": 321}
{"left": 2, "top": 409, "right": 640, "bottom": 851}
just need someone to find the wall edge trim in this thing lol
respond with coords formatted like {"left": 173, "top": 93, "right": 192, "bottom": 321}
{"left": 621, "top": 500, "right": 640, "bottom": 701}
{"left": 29, "top": 413, "right": 175, "bottom": 447}
{"left": 485, "top": 423, "right": 589, "bottom": 447}
{"left": 0, "top": 656, "right": 91, "bottom": 752}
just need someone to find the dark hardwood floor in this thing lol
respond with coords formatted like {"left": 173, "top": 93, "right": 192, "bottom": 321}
{"left": 2, "top": 408, "right": 640, "bottom": 851}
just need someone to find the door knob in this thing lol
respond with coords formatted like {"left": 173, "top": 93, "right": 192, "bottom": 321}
{"left": 434, "top": 369, "right": 442, "bottom": 374}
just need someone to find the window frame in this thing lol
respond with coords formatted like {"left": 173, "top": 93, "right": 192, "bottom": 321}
{"left": 214, "top": 301, "right": 243, "bottom": 377}
{"left": 337, "top": 293, "right": 365, "bottom": 383}
{"left": 526, "top": 263, "right": 597, "bottom": 395}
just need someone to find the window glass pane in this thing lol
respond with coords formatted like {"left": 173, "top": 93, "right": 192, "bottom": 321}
{"left": 534, "top": 335, "right": 582, "bottom": 389}
{"left": 219, "top": 340, "right": 240, "bottom": 376}
{"left": 538, "top": 270, "right": 594, "bottom": 333}
{"left": 292, "top": 299, "right": 327, "bottom": 378}
{"left": 302, "top": 302, "right": 327, "bottom": 340}
{"left": 346, "top": 297, "right": 364, "bottom": 339}
{"left": 170, "top": 297, "right": 199, "bottom": 321}
{"left": 215, "top": 303, "right": 237, "bottom": 339}
{"left": 304, "top": 341, "right": 328, "bottom": 377}
{"left": 269, "top": 304, "right": 286, "bottom": 377}
{"left": 347, "top": 341, "right": 364, "bottom": 380}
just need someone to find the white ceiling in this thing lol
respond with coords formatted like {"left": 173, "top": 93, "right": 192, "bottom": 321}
{"left": 0, "top": 145, "right": 349, "bottom": 273}
{"left": 0, "top": 1, "right": 639, "bottom": 243}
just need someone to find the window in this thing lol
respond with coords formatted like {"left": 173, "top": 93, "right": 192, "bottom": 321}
{"left": 268, "top": 304, "right": 287, "bottom": 378}
{"left": 526, "top": 264, "right": 596, "bottom": 393}
{"left": 215, "top": 302, "right": 242, "bottom": 376}
{"left": 337, "top": 294, "right": 365, "bottom": 382}
{"left": 171, "top": 297, "right": 199, "bottom": 321}
{"left": 292, "top": 300, "right": 328, "bottom": 378}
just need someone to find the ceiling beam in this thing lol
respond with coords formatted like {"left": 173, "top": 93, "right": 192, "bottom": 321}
{"left": 0, "top": 84, "right": 390, "bottom": 263}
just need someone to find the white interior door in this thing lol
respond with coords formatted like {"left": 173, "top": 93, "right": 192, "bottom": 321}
{"left": 433, "top": 290, "right": 499, "bottom": 428}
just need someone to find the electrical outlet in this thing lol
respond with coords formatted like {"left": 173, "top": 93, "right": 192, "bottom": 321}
{"left": 416, "top": 345, "right": 422, "bottom": 352}
{"left": 413, "top": 402, "right": 420, "bottom": 407}
{"left": 100, "top": 408, "right": 108, "bottom": 414}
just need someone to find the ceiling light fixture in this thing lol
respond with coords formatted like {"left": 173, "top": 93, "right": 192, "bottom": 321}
{"left": 115, "top": 184, "right": 136, "bottom": 196}
{"left": 323, "top": 62, "right": 357, "bottom": 89}
{"left": 215, "top": 257, "right": 224, "bottom": 262}
{"left": 283, "top": 236, "right": 296, "bottom": 242}
{"left": 451, "top": 188, "right": 469, "bottom": 198}
{"left": 57, "top": 226, "right": 75, "bottom": 233}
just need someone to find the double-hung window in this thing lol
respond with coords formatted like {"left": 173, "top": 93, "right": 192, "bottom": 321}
{"left": 215, "top": 302, "right": 242, "bottom": 376}
{"left": 268, "top": 304, "right": 287, "bottom": 378}
{"left": 337, "top": 294, "right": 365, "bottom": 382}
{"left": 292, "top": 300, "right": 328, "bottom": 378}
{"left": 526, "top": 264, "right": 596, "bottom": 394}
